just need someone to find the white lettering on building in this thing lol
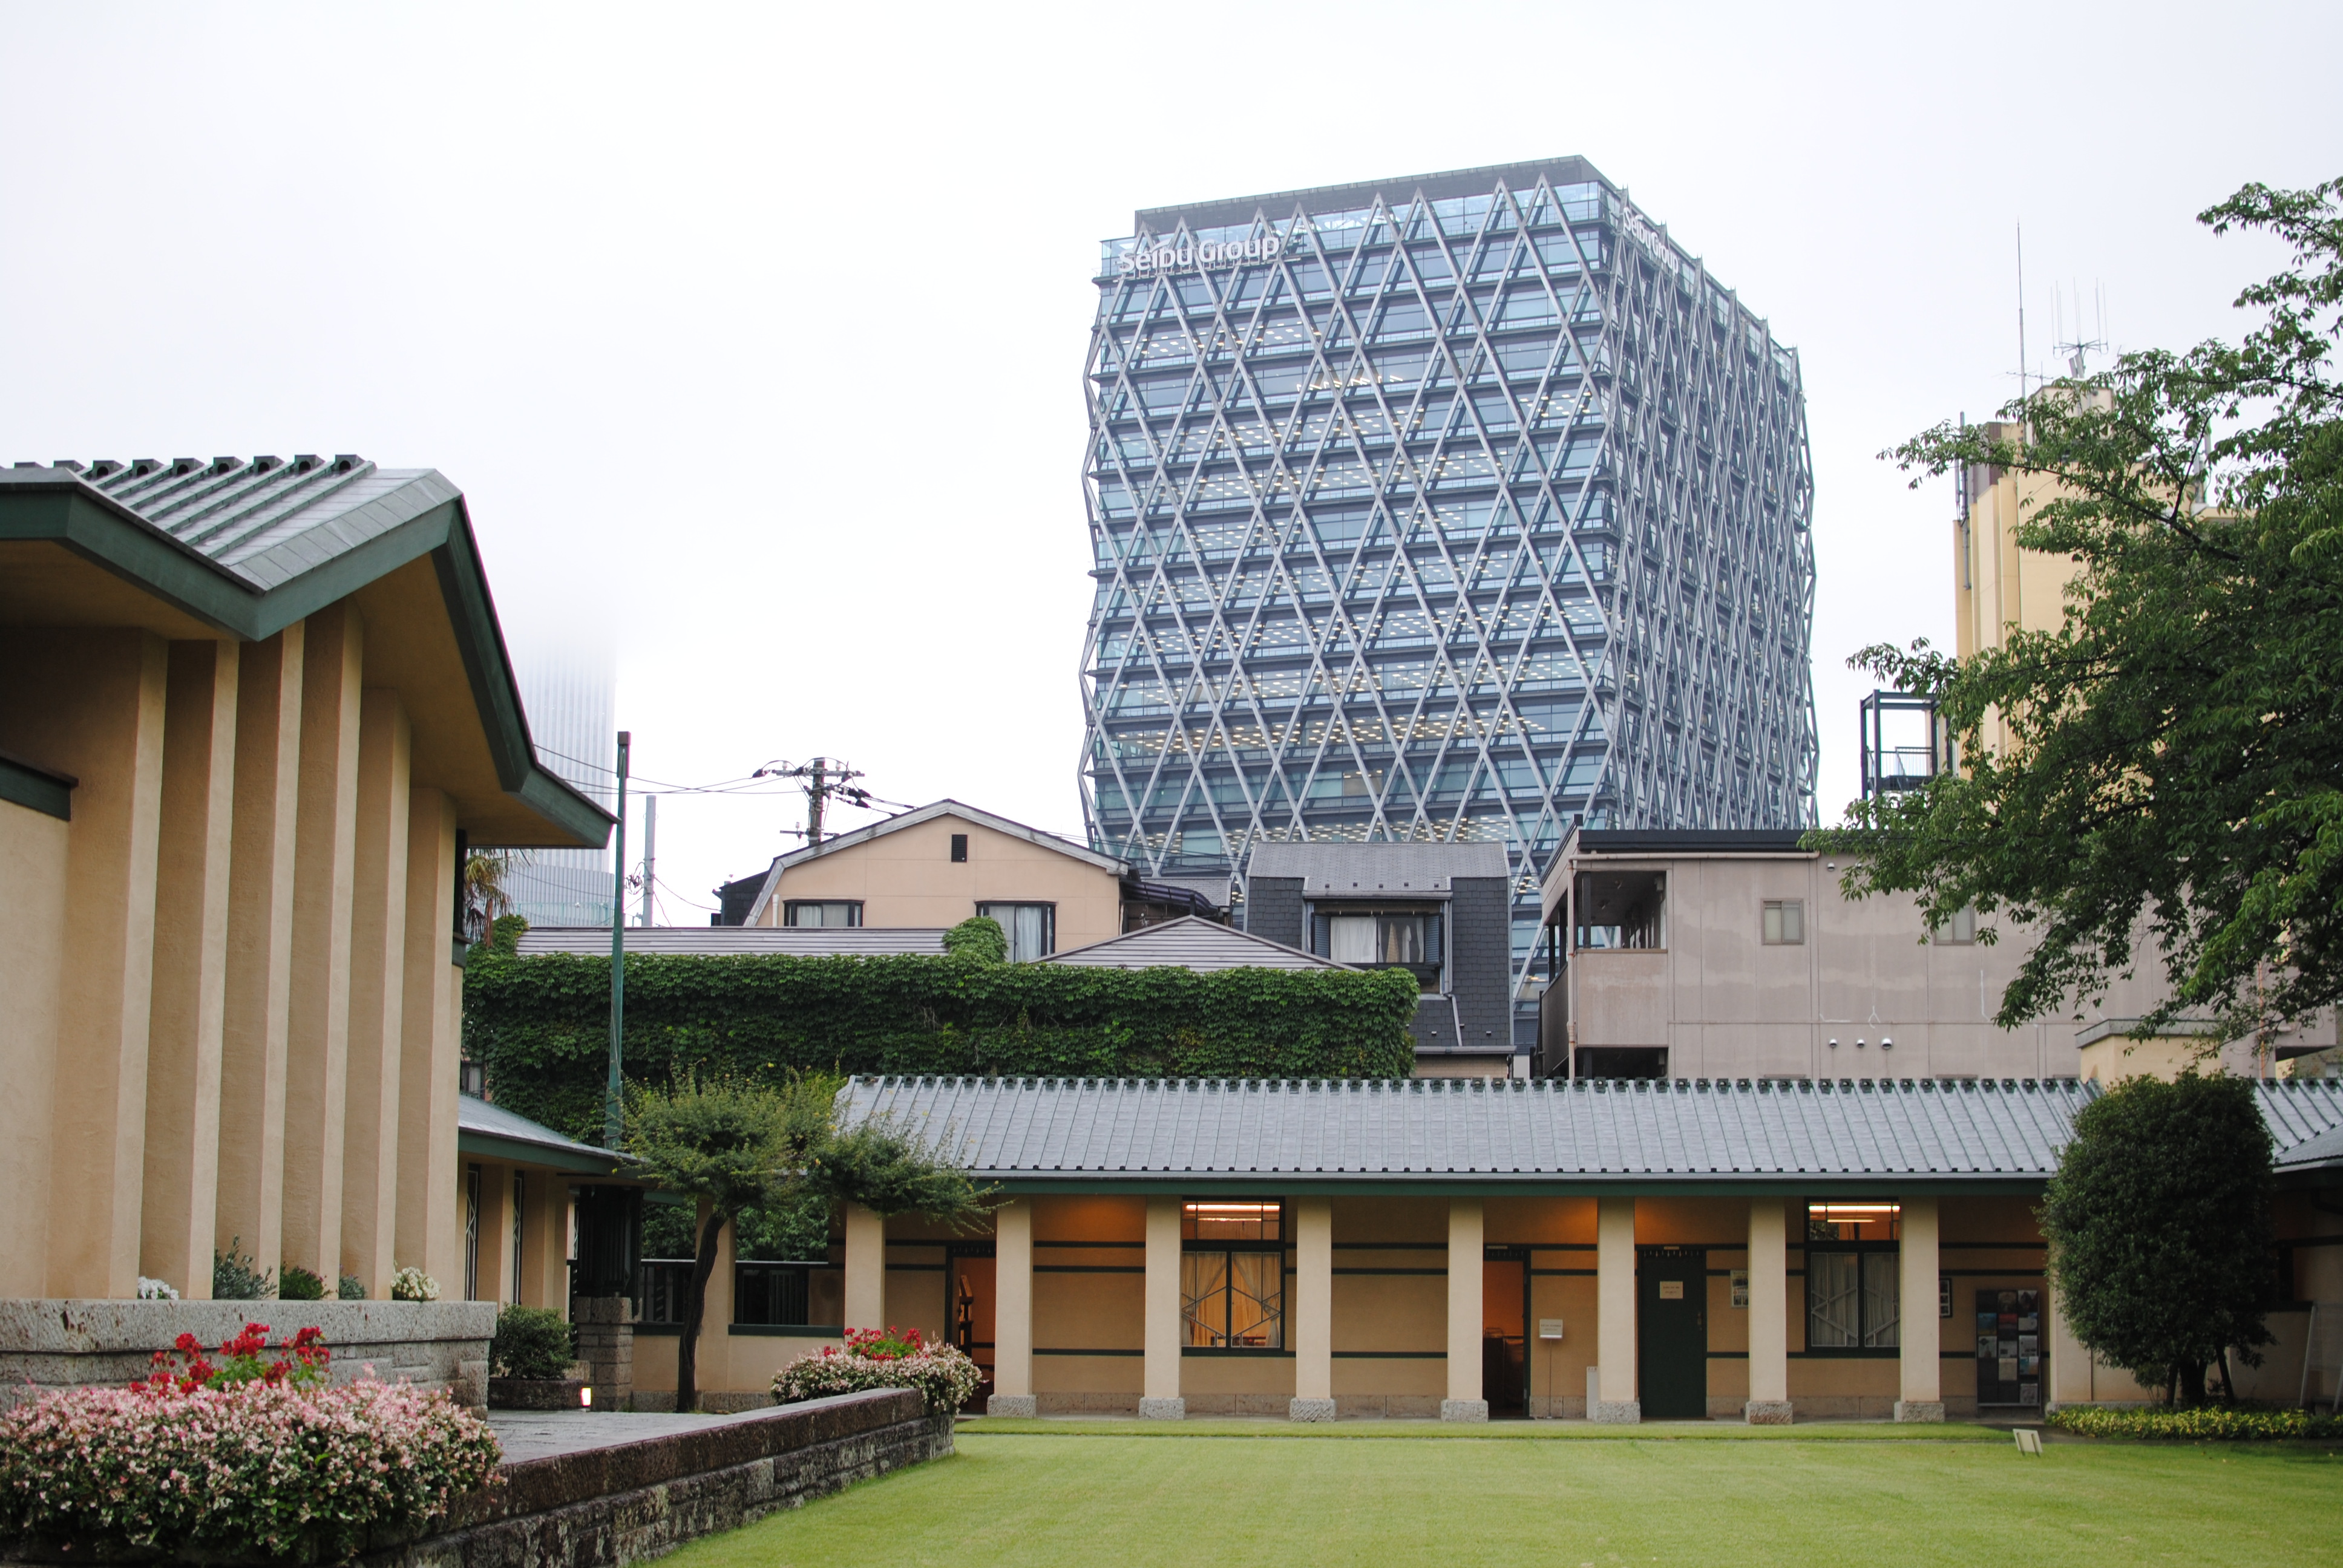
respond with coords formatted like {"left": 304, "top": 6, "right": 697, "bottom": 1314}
{"left": 1118, "top": 236, "right": 1283, "bottom": 276}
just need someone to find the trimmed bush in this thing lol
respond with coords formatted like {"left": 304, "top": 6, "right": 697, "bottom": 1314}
{"left": 212, "top": 1238, "right": 274, "bottom": 1301}
{"left": 279, "top": 1264, "right": 327, "bottom": 1302}
{"left": 468, "top": 950, "right": 1421, "bottom": 1140}
{"left": 2050, "top": 1404, "right": 2343, "bottom": 1441}
{"left": 491, "top": 1305, "right": 577, "bottom": 1380}
{"left": 773, "top": 1327, "right": 983, "bottom": 1414}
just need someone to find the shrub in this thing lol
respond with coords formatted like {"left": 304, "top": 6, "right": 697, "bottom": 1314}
{"left": 212, "top": 1238, "right": 274, "bottom": 1301}
{"left": 339, "top": 1273, "right": 367, "bottom": 1301}
{"left": 942, "top": 915, "right": 1006, "bottom": 964}
{"left": 279, "top": 1264, "right": 327, "bottom": 1302}
{"left": 2050, "top": 1404, "right": 2343, "bottom": 1441}
{"left": 772, "top": 1327, "right": 983, "bottom": 1414}
{"left": 390, "top": 1266, "right": 441, "bottom": 1302}
{"left": 491, "top": 1305, "right": 577, "bottom": 1380}
{"left": 468, "top": 950, "right": 1422, "bottom": 1140}
{"left": 0, "top": 1380, "right": 502, "bottom": 1560}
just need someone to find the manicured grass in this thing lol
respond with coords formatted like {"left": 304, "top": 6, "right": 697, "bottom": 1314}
{"left": 667, "top": 1426, "right": 2343, "bottom": 1568}
{"left": 955, "top": 1415, "right": 2009, "bottom": 1440}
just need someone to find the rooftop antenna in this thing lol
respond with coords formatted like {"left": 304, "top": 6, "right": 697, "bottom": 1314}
{"left": 2015, "top": 222, "right": 2028, "bottom": 416}
{"left": 2054, "top": 275, "right": 2105, "bottom": 377}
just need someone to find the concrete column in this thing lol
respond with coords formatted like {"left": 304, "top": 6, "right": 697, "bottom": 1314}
{"left": 987, "top": 1198, "right": 1036, "bottom": 1416}
{"left": 517, "top": 1169, "right": 570, "bottom": 1312}
{"left": 2045, "top": 1278, "right": 2094, "bottom": 1410}
{"left": 470, "top": 1161, "right": 514, "bottom": 1302}
{"left": 700, "top": 1209, "right": 737, "bottom": 1394}
{"left": 1141, "top": 1195, "right": 1184, "bottom": 1419}
{"left": 0, "top": 630, "right": 169, "bottom": 1299}
{"left": 339, "top": 690, "right": 410, "bottom": 1298}
{"left": 396, "top": 789, "right": 460, "bottom": 1290}
{"left": 215, "top": 625, "right": 304, "bottom": 1279}
{"left": 844, "top": 1203, "right": 885, "bottom": 1330}
{"left": 1745, "top": 1198, "right": 1791, "bottom": 1423}
{"left": 1443, "top": 1197, "right": 1487, "bottom": 1420}
{"left": 1896, "top": 1197, "right": 1944, "bottom": 1421}
{"left": 1290, "top": 1197, "right": 1334, "bottom": 1421}
{"left": 283, "top": 605, "right": 363, "bottom": 1284}
{"left": 1594, "top": 1196, "right": 1640, "bottom": 1422}
{"left": 141, "top": 640, "right": 240, "bottom": 1299}
{"left": 0, "top": 762, "right": 70, "bottom": 1301}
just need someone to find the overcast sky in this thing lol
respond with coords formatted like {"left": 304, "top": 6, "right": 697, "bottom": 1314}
{"left": 5, "top": 2, "right": 2336, "bottom": 920}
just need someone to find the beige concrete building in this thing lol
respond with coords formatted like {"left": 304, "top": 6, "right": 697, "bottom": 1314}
{"left": 1537, "top": 828, "right": 2333, "bottom": 1083}
{"left": 722, "top": 800, "right": 1211, "bottom": 959}
{"left": 623, "top": 1075, "right": 2343, "bottom": 1420}
{"left": 0, "top": 455, "right": 608, "bottom": 1306}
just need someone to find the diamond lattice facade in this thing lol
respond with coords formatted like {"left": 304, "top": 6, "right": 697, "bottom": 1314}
{"left": 1076, "top": 158, "right": 1818, "bottom": 1042}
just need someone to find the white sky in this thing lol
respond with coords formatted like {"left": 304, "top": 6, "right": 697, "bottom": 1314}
{"left": 5, "top": 2, "right": 2336, "bottom": 921}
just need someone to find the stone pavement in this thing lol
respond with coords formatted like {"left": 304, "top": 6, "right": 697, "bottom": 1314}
{"left": 487, "top": 1407, "right": 781, "bottom": 1464}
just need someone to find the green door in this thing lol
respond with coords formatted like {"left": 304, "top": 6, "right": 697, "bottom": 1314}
{"left": 1637, "top": 1247, "right": 1707, "bottom": 1420}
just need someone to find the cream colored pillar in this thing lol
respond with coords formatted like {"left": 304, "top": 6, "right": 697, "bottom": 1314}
{"left": 0, "top": 772, "right": 69, "bottom": 1301}
{"left": 1896, "top": 1197, "right": 1944, "bottom": 1420}
{"left": 396, "top": 789, "right": 460, "bottom": 1290}
{"left": 1291, "top": 1197, "right": 1334, "bottom": 1421}
{"left": 1141, "top": 1196, "right": 1184, "bottom": 1418}
{"left": 141, "top": 640, "right": 240, "bottom": 1299}
{"left": 339, "top": 690, "right": 410, "bottom": 1298}
{"left": 0, "top": 630, "right": 170, "bottom": 1299}
{"left": 283, "top": 606, "right": 362, "bottom": 1285}
{"left": 216, "top": 625, "right": 304, "bottom": 1278}
{"left": 1443, "top": 1197, "right": 1487, "bottom": 1420}
{"left": 1745, "top": 1198, "right": 1791, "bottom": 1423}
{"left": 1594, "top": 1197, "right": 1639, "bottom": 1422}
{"left": 844, "top": 1203, "right": 886, "bottom": 1330}
{"left": 696, "top": 1209, "right": 737, "bottom": 1394}
{"left": 2046, "top": 1276, "right": 2094, "bottom": 1410}
{"left": 988, "top": 1198, "right": 1035, "bottom": 1416}
{"left": 518, "top": 1169, "right": 571, "bottom": 1311}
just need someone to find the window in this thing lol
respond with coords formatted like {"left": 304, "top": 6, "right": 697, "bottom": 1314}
{"left": 463, "top": 1165, "right": 481, "bottom": 1301}
{"left": 1575, "top": 870, "right": 1664, "bottom": 950}
{"left": 1574, "top": 1047, "right": 1668, "bottom": 1080}
{"left": 1805, "top": 1201, "right": 1900, "bottom": 1353}
{"left": 1762, "top": 900, "right": 1804, "bottom": 945}
{"left": 1945, "top": 904, "right": 1977, "bottom": 944}
{"left": 1309, "top": 907, "right": 1442, "bottom": 987}
{"left": 511, "top": 1171, "right": 525, "bottom": 1305}
{"left": 950, "top": 833, "right": 969, "bottom": 863}
{"left": 1181, "top": 1201, "right": 1285, "bottom": 1349}
{"left": 977, "top": 902, "right": 1055, "bottom": 961}
{"left": 785, "top": 901, "right": 862, "bottom": 929}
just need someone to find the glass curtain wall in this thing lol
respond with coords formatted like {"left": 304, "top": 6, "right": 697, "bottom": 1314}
{"left": 1075, "top": 162, "right": 1818, "bottom": 1045}
{"left": 506, "top": 644, "right": 618, "bottom": 927}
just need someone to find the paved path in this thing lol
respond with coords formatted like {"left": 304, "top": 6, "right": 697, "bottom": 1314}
{"left": 488, "top": 1408, "right": 779, "bottom": 1464}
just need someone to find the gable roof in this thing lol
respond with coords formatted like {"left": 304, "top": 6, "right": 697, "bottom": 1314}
{"left": 516, "top": 925, "right": 950, "bottom": 957}
{"left": 741, "top": 800, "right": 1125, "bottom": 924}
{"left": 838, "top": 1074, "right": 2343, "bottom": 1195}
{"left": 1043, "top": 916, "right": 1346, "bottom": 972}
{"left": 0, "top": 458, "right": 608, "bottom": 848}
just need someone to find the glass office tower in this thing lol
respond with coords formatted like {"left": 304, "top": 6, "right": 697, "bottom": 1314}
{"left": 506, "top": 643, "right": 619, "bottom": 927}
{"left": 1076, "top": 158, "right": 1818, "bottom": 1040}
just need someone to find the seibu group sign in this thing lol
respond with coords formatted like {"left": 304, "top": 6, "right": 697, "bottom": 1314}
{"left": 1119, "top": 235, "right": 1283, "bottom": 275}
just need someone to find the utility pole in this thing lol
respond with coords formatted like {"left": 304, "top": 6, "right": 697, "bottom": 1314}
{"left": 808, "top": 757, "right": 827, "bottom": 846}
{"left": 605, "top": 731, "right": 629, "bottom": 1152}
{"left": 638, "top": 795, "right": 657, "bottom": 926}
{"left": 751, "top": 756, "right": 872, "bottom": 847}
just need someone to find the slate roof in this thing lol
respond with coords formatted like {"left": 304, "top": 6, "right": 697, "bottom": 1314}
{"left": 516, "top": 926, "right": 949, "bottom": 957}
{"left": 839, "top": 1074, "right": 2343, "bottom": 1188}
{"left": 1247, "top": 840, "right": 1508, "bottom": 893}
{"left": 1043, "top": 916, "right": 1345, "bottom": 972}
{"left": 457, "top": 1093, "right": 627, "bottom": 1174}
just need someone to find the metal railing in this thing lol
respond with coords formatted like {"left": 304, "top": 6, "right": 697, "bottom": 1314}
{"left": 632, "top": 1258, "right": 839, "bottom": 1330}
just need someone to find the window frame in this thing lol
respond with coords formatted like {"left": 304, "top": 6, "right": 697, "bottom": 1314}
{"left": 783, "top": 900, "right": 863, "bottom": 929}
{"left": 975, "top": 901, "right": 1057, "bottom": 961}
{"left": 1801, "top": 1199, "right": 1901, "bottom": 1357}
{"left": 1179, "top": 1199, "right": 1289, "bottom": 1355}
{"left": 1761, "top": 898, "right": 1804, "bottom": 946}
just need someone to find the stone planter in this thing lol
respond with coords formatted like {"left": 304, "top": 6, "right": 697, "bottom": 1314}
{"left": 488, "top": 1377, "right": 590, "bottom": 1410}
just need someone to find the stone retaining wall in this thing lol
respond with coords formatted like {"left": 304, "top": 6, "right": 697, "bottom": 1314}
{"left": 369, "top": 1390, "right": 948, "bottom": 1568}
{"left": 0, "top": 1301, "right": 497, "bottom": 1410}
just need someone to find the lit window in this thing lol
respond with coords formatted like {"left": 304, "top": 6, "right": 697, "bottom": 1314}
{"left": 1181, "top": 1201, "right": 1284, "bottom": 1349}
{"left": 1762, "top": 900, "right": 1804, "bottom": 945}
{"left": 785, "top": 901, "right": 862, "bottom": 929}
{"left": 1805, "top": 1201, "right": 1899, "bottom": 1353}
{"left": 976, "top": 902, "right": 1055, "bottom": 961}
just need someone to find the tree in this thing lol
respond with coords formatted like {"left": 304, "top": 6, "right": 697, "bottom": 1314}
{"left": 2037, "top": 1073, "right": 2277, "bottom": 1405}
{"left": 462, "top": 848, "right": 529, "bottom": 939}
{"left": 1814, "top": 177, "right": 2343, "bottom": 1040}
{"left": 623, "top": 1070, "right": 990, "bottom": 1411}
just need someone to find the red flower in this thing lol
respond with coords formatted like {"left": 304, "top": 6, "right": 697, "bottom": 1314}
{"left": 174, "top": 1333, "right": 200, "bottom": 1353}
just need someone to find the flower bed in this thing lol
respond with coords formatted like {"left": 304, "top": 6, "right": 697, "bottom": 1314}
{"left": 2050, "top": 1404, "right": 2343, "bottom": 1441}
{"left": 0, "top": 1325, "right": 502, "bottom": 1562}
{"left": 772, "top": 1327, "right": 983, "bottom": 1416}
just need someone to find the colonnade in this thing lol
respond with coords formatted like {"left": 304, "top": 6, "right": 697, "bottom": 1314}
{"left": 838, "top": 1194, "right": 1951, "bottom": 1423}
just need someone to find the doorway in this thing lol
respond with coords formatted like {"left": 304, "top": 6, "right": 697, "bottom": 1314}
{"left": 945, "top": 1243, "right": 996, "bottom": 1409}
{"left": 1637, "top": 1246, "right": 1707, "bottom": 1420}
{"left": 1483, "top": 1247, "right": 1529, "bottom": 1416}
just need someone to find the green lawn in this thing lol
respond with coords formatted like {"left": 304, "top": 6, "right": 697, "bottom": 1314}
{"left": 667, "top": 1424, "right": 2343, "bottom": 1568}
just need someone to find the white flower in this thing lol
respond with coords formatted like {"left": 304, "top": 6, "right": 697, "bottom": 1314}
{"left": 388, "top": 1267, "right": 441, "bottom": 1302}
{"left": 136, "top": 1278, "right": 180, "bottom": 1301}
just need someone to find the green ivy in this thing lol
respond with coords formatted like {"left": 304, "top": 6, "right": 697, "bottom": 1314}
{"left": 465, "top": 951, "right": 1421, "bottom": 1142}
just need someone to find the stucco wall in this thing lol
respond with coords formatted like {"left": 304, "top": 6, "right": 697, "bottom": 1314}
{"left": 0, "top": 800, "right": 70, "bottom": 1300}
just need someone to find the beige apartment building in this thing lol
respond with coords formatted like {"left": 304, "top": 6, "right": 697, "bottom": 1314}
{"left": 0, "top": 456, "right": 608, "bottom": 1306}
{"left": 721, "top": 800, "right": 1211, "bottom": 959}
{"left": 1537, "top": 828, "right": 2333, "bottom": 1083}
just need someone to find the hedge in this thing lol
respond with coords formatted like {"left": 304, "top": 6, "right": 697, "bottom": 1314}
{"left": 466, "top": 952, "right": 1422, "bottom": 1142}
{"left": 2049, "top": 1405, "right": 2343, "bottom": 1441}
